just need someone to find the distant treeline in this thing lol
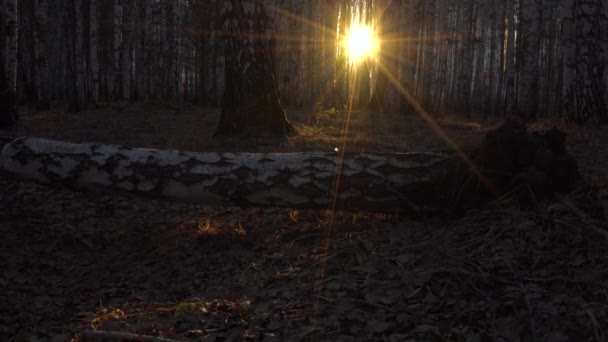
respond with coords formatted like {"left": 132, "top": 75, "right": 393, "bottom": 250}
{"left": 1, "top": 0, "right": 607, "bottom": 123}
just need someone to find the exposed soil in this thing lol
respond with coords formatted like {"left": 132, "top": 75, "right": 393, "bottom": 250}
{"left": 1, "top": 104, "right": 608, "bottom": 341}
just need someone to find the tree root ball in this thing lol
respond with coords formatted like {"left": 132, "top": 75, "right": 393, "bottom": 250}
{"left": 440, "top": 117, "right": 581, "bottom": 214}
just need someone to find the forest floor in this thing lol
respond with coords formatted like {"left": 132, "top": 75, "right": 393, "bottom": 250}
{"left": 1, "top": 104, "right": 608, "bottom": 341}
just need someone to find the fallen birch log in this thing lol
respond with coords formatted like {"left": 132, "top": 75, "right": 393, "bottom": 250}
{"left": 0, "top": 137, "right": 450, "bottom": 212}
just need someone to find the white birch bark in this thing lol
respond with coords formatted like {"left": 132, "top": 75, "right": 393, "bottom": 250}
{"left": 75, "top": 0, "right": 86, "bottom": 109}
{"left": 89, "top": 0, "right": 99, "bottom": 102}
{"left": 120, "top": 0, "right": 131, "bottom": 100}
{"left": 216, "top": 0, "right": 294, "bottom": 135}
{"left": 112, "top": 0, "right": 122, "bottom": 99}
{"left": 561, "top": 0, "right": 608, "bottom": 123}
{"left": 503, "top": 0, "right": 517, "bottom": 115}
{"left": 174, "top": 1, "right": 183, "bottom": 104}
{"left": 516, "top": 0, "right": 541, "bottom": 118}
{"left": 4, "top": 0, "right": 19, "bottom": 95}
{"left": 34, "top": 0, "right": 48, "bottom": 103}
{"left": 141, "top": 0, "right": 154, "bottom": 99}
{"left": 1, "top": 137, "right": 449, "bottom": 212}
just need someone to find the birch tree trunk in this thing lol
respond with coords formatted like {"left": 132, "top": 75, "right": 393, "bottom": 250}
{"left": 17, "top": 0, "right": 35, "bottom": 101}
{"left": 215, "top": 0, "right": 295, "bottom": 136}
{"left": 0, "top": 0, "right": 18, "bottom": 127}
{"left": 517, "top": 0, "right": 541, "bottom": 119}
{"left": 494, "top": 0, "right": 507, "bottom": 118}
{"left": 483, "top": 1, "right": 497, "bottom": 120}
{"left": 319, "top": 0, "right": 338, "bottom": 109}
{"left": 89, "top": 0, "right": 99, "bottom": 102}
{"left": 112, "top": 0, "right": 122, "bottom": 100}
{"left": 562, "top": 0, "right": 607, "bottom": 124}
{"left": 134, "top": 0, "right": 148, "bottom": 100}
{"left": 368, "top": 0, "right": 399, "bottom": 113}
{"left": 33, "top": 0, "right": 49, "bottom": 109}
{"left": 502, "top": 0, "right": 517, "bottom": 116}
{"left": 0, "top": 59, "right": 17, "bottom": 128}
{"left": 172, "top": 2, "right": 182, "bottom": 104}
{"left": 67, "top": 0, "right": 87, "bottom": 112}
{"left": 120, "top": 0, "right": 132, "bottom": 101}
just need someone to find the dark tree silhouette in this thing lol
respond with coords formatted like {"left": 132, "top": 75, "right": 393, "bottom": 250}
{"left": 562, "top": 0, "right": 607, "bottom": 124}
{"left": 0, "top": 61, "right": 17, "bottom": 129}
{"left": 215, "top": 0, "right": 295, "bottom": 136}
{"left": 368, "top": 0, "right": 398, "bottom": 113}
{"left": 0, "top": 0, "right": 18, "bottom": 128}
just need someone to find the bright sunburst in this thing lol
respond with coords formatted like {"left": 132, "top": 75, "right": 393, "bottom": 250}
{"left": 344, "top": 24, "right": 378, "bottom": 64}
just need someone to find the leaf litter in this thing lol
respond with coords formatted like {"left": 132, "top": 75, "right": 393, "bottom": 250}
{"left": 1, "top": 169, "right": 607, "bottom": 341}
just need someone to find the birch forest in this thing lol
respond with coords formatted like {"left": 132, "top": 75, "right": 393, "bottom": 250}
{"left": 1, "top": 0, "right": 607, "bottom": 127}
{"left": 4, "top": 1, "right": 608, "bottom": 340}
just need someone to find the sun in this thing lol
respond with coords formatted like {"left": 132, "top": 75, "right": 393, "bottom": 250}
{"left": 344, "top": 24, "right": 378, "bottom": 64}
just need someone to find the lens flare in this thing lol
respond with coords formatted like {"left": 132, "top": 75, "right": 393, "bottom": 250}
{"left": 344, "top": 24, "right": 377, "bottom": 64}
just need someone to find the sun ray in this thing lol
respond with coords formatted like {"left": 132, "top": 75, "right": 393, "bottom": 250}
{"left": 313, "top": 47, "right": 360, "bottom": 316}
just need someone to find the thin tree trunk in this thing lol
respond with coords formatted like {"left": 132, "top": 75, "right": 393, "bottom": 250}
{"left": 368, "top": 0, "right": 398, "bottom": 113}
{"left": 121, "top": 0, "right": 130, "bottom": 101}
{"left": 0, "top": 0, "right": 19, "bottom": 127}
{"left": 5, "top": 0, "right": 19, "bottom": 96}
{"left": 493, "top": 0, "right": 506, "bottom": 118}
{"left": 33, "top": 0, "right": 49, "bottom": 109}
{"left": 112, "top": 0, "right": 122, "bottom": 100}
{"left": 90, "top": 0, "right": 100, "bottom": 102}
{"left": 503, "top": 0, "right": 516, "bottom": 117}
{"left": 562, "top": 0, "right": 607, "bottom": 124}
{"left": 17, "top": 0, "right": 35, "bottom": 102}
{"left": 484, "top": 4, "right": 497, "bottom": 121}
{"left": 65, "top": 0, "right": 80, "bottom": 112}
